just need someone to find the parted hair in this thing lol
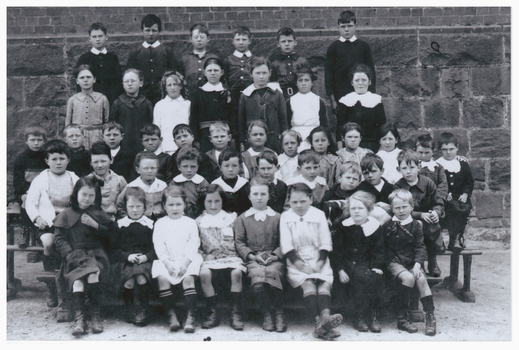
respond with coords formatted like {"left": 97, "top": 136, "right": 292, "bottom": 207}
{"left": 388, "top": 188, "right": 414, "bottom": 207}
{"left": 70, "top": 177, "right": 102, "bottom": 210}
{"left": 124, "top": 187, "right": 147, "bottom": 210}
{"left": 162, "top": 185, "right": 187, "bottom": 206}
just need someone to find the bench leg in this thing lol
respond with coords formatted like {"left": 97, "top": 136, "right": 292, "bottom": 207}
{"left": 455, "top": 255, "right": 476, "bottom": 303}
{"left": 443, "top": 254, "right": 462, "bottom": 291}
{"left": 7, "top": 217, "right": 21, "bottom": 299}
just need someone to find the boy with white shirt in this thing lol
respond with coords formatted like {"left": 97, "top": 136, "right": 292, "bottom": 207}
{"left": 116, "top": 152, "right": 167, "bottom": 220}
{"left": 126, "top": 14, "right": 177, "bottom": 106}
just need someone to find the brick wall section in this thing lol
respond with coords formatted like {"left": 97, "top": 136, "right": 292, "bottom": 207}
{"left": 6, "top": 7, "right": 511, "bottom": 242}
{"left": 6, "top": 7, "right": 512, "bottom": 35}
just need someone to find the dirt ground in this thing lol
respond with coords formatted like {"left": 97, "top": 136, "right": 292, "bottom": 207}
{"left": 5, "top": 240, "right": 511, "bottom": 342}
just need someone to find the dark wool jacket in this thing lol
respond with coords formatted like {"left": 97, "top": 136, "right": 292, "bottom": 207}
{"left": 382, "top": 219, "right": 427, "bottom": 269}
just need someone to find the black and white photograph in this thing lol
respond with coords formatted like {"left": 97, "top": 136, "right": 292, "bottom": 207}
{"left": 3, "top": 3, "right": 513, "bottom": 343}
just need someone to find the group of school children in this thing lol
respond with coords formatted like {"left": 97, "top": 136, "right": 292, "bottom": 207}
{"left": 12, "top": 9, "right": 475, "bottom": 340}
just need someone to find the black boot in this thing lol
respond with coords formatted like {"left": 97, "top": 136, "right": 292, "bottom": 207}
{"left": 448, "top": 226, "right": 463, "bottom": 252}
{"left": 303, "top": 294, "right": 318, "bottom": 323}
{"left": 254, "top": 284, "right": 274, "bottom": 332}
{"left": 88, "top": 283, "right": 104, "bottom": 334}
{"left": 134, "top": 284, "right": 150, "bottom": 326}
{"left": 18, "top": 226, "right": 31, "bottom": 248}
{"left": 202, "top": 295, "right": 219, "bottom": 329}
{"left": 366, "top": 309, "right": 381, "bottom": 333}
{"left": 397, "top": 310, "right": 418, "bottom": 333}
{"left": 122, "top": 287, "right": 134, "bottom": 323}
{"left": 352, "top": 309, "right": 369, "bottom": 332}
{"left": 183, "top": 288, "right": 197, "bottom": 333}
{"left": 46, "top": 280, "right": 58, "bottom": 308}
{"left": 427, "top": 251, "right": 441, "bottom": 278}
{"left": 421, "top": 295, "right": 437, "bottom": 336}
{"left": 71, "top": 292, "right": 86, "bottom": 336}
{"left": 397, "top": 285, "right": 417, "bottom": 333}
{"left": 270, "top": 288, "right": 287, "bottom": 332}
{"left": 160, "top": 289, "right": 180, "bottom": 331}
{"left": 230, "top": 292, "right": 244, "bottom": 331}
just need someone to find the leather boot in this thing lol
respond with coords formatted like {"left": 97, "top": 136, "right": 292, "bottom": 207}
{"left": 202, "top": 295, "right": 219, "bottom": 329}
{"left": 183, "top": 288, "right": 197, "bottom": 333}
{"left": 254, "top": 285, "right": 274, "bottom": 332}
{"left": 315, "top": 309, "right": 343, "bottom": 336}
{"left": 366, "top": 309, "right": 381, "bottom": 333}
{"left": 46, "top": 280, "right": 58, "bottom": 308}
{"left": 425, "top": 312, "right": 437, "bottom": 336}
{"left": 262, "top": 311, "right": 275, "bottom": 332}
{"left": 274, "top": 310, "right": 287, "bottom": 333}
{"left": 449, "top": 231, "right": 463, "bottom": 252}
{"left": 427, "top": 256, "right": 441, "bottom": 278}
{"left": 88, "top": 284, "right": 104, "bottom": 334}
{"left": 230, "top": 292, "right": 244, "bottom": 331}
{"left": 184, "top": 310, "right": 196, "bottom": 333}
{"left": 18, "top": 226, "right": 31, "bottom": 248}
{"left": 71, "top": 292, "right": 86, "bottom": 336}
{"left": 352, "top": 311, "right": 369, "bottom": 332}
{"left": 134, "top": 284, "right": 149, "bottom": 326}
{"left": 397, "top": 311, "right": 418, "bottom": 333}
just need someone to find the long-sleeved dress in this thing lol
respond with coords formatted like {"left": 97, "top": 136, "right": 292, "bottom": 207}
{"left": 234, "top": 207, "right": 285, "bottom": 290}
{"left": 66, "top": 92, "right": 109, "bottom": 149}
{"left": 153, "top": 95, "right": 191, "bottom": 155}
{"left": 280, "top": 206, "right": 333, "bottom": 288}
{"left": 151, "top": 215, "right": 203, "bottom": 285}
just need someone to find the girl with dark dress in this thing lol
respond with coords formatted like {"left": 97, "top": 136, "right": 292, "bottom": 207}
{"left": 53, "top": 178, "right": 114, "bottom": 336}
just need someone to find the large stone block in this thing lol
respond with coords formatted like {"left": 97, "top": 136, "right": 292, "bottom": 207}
{"left": 473, "top": 191, "right": 503, "bottom": 219}
{"left": 423, "top": 98, "right": 460, "bottom": 127}
{"left": 25, "top": 76, "right": 68, "bottom": 108}
{"left": 469, "top": 159, "right": 486, "bottom": 191}
{"left": 368, "top": 35, "right": 418, "bottom": 67}
{"left": 489, "top": 160, "right": 510, "bottom": 191}
{"left": 419, "top": 33, "right": 503, "bottom": 66}
{"left": 391, "top": 67, "right": 440, "bottom": 98}
{"left": 504, "top": 193, "right": 510, "bottom": 218}
{"left": 471, "top": 66, "right": 511, "bottom": 96}
{"left": 383, "top": 98, "right": 422, "bottom": 129}
{"left": 7, "top": 44, "right": 65, "bottom": 76}
{"left": 470, "top": 129, "right": 510, "bottom": 158}
{"left": 7, "top": 78, "right": 23, "bottom": 111}
{"left": 462, "top": 97, "right": 504, "bottom": 128}
{"left": 441, "top": 68, "right": 469, "bottom": 98}
{"left": 375, "top": 67, "right": 391, "bottom": 97}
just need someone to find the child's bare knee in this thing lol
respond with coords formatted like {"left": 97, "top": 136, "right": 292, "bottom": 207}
{"left": 230, "top": 269, "right": 242, "bottom": 283}
{"left": 73, "top": 279, "right": 84, "bottom": 292}
{"left": 157, "top": 276, "right": 171, "bottom": 291}
{"left": 199, "top": 268, "right": 212, "bottom": 282}
{"left": 124, "top": 277, "right": 136, "bottom": 289}
{"left": 399, "top": 272, "right": 415, "bottom": 287}
{"left": 135, "top": 274, "right": 147, "bottom": 285}
{"left": 87, "top": 271, "right": 100, "bottom": 284}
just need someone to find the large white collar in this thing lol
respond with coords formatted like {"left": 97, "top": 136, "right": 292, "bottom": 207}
{"left": 142, "top": 41, "right": 161, "bottom": 48}
{"left": 283, "top": 206, "right": 321, "bottom": 223}
{"left": 242, "top": 82, "right": 282, "bottom": 97}
{"left": 392, "top": 215, "right": 413, "bottom": 226}
{"left": 197, "top": 210, "right": 237, "bottom": 228}
{"left": 91, "top": 47, "right": 108, "bottom": 55}
{"left": 201, "top": 82, "right": 225, "bottom": 92}
{"left": 420, "top": 159, "right": 438, "bottom": 172}
{"left": 339, "top": 91, "right": 381, "bottom": 108}
{"left": 244, "top": 207, "right": 276, "bottom": 221}
{"left": 288, "top": 174, "right": 326, "bottom": 189}
{"left": 233, "top": 50, "right": 252, "bottom": 58}
{"left": 212, "top": 176, "right": 248, "bottom": 193}
{"left": 128, "top": 177, "right": 167, "bottom": 193}
{"left": 117, "top": 215, "right": 154, "bottom": 229}
{"left": 436, "top": 157, "right": 461, "bottom": 173}
{"left": 339, "top": 35, "right": 357, "bottom": 42}
{"left": 341, "top": 216, "right": 380, "bottom": 237}
{"left": 174, "top": 173, "right": 205, "bottom": 184}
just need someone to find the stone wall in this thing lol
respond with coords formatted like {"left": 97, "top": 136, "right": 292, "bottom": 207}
{"left": 6, "top": 7, "right": 511, "bottom": 243}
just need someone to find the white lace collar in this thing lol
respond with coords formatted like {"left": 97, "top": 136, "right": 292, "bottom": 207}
{"left": 142, "top": 41, "right": 161, "bottom": 48}
{"left": 339, "top": 35, "right": 357, "bottom": 42}
{"left": 91, "top": 47, "right": 107, "bottom": 55}
{"left": 242, "top": 82, "right": 282, "bottom": 97}
{"left": 117, "top": 215, "right": 154, "bottom": 229}
{"left": 174, "top": 173, "right": 205, "bottom": 184}
{"left": 244, "top": 207, "right": 276, "bottom": 221}
{"left": 436, "top": 157, "right": 461, "bottom": 173}
{"left": 201, "top": 82, "right": 225, "bottom": 92}
{"left": 212, "top": 176, "right": 248, "bottom": 193}
{"left": 420, "top": 159, "right": 438, "bottom": 172}
{"left": 233, "top": 50, "right": 252, "bottom": 58}
{"left": 339, "top": 91, "right": 381, "bottom": 108}
{"left": 283, "top": 206, "right": 321, "bottom": 223}
{"left": 392, "top": 215, "right": 413, "bottom": 226}
{"left": 197, "top": 210, "right": 237, "bottom": 229}
{"left": 341, "top": 216, "right": 380, "bottom": 237}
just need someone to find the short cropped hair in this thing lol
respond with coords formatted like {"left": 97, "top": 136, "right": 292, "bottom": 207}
{"left": 348, "top": 190, "right": 375, "bottom": 212}
{"left": 250, "top": 56, "right": 270, "bottom": 71}
{"left": 378, "top": 123, "right": 400, "bottom": 143}
{"left": 297, "top": 66, "right": 317, "bottom": 81}
{"left": 24, "top": 124, "right": 47, "bottom": 141}
{"left": 123, "top": 187, "right": 147, "bottom": 210}
{"left": 337, "top": 161, "right": 362, "bottom": 179}
{"left": 122, "top": 68, "right": 143, "bottom": 82}
{"left": 63, "top": 123, "right": 84, "bottom": 137}
{"left": 218, "top": 148, "right": 242, "bottom": 166}
{"left": 190, "top": 23, "right": 209, "bottom": 36}
{"left": 397, "top": 149, "right": 420, "bottom": 167}
{"left": 134, "top": 151, "right": 159, "bottom": 168}
{"left": 416, "top": 134, "right": 434, "bottom": 149}
{"left": 388, "top": 188, "right": 414, "bottom": 207}
{"left": 233, "top": 26, "right": 251, "bottom": 39}
{"left": 141, "top": 14, "right": 161, "bottom": 31}
{"left": 162, "top": 185, "right": 187, "bottom": 206}
{"left": 256, "top": 149, "right": 279, "bottom": 166}
{"left": 338, "top": 10, "right": 356, "bottom": 25}
{"left": 280, "top": 129, "right": 302, "bottom": 146}
{"left": 140, "top": 123, "right": 161, "bottom": 138}
{"left": 88, "top": 22, "right": 107, "bottom": 35}
{"left": 90, "top": 141, "right": 112, "bottom": 160}
{"left": 342, "top": 122, "right": 363, "bottom": 138}
{"left": 176, "top": 147, "right": 202, "bottom": 166}
{"left": 74, "top": 64, "right": 95, "bottom": 79}
{"left": 277, "top": 27, "right": 296, "bottom": 41}
{"left": 360, "top": 153, "right": 384, "bottom": 172}
{"left": 102, "top": 121, "right": 124, "bottom": 134}
{"left": 248, "top": 120, "right": 269, "bottom": 135}
{"left": 173, "top": 124, "right": 193, "bottom": 138}
{"left": 209, "top": 122, "right": 230, "bottom": 136}
{"left": 70, "top": 177, "right": 102, "bottom": 210}
{"left": 297, "top": 149, "right": 320, "bottom": 166}
{"left": 44, "top": 139, "right": 71, "bottom": 159}
{"left": 438, "top": 132, "right": 458, "bottom": 147}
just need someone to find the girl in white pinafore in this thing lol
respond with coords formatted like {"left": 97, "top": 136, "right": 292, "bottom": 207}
{"left": 286, "top": 67, "right": 328, "bottom": 152}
